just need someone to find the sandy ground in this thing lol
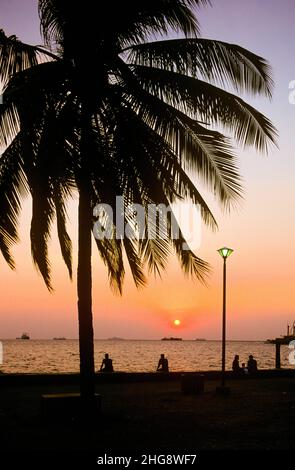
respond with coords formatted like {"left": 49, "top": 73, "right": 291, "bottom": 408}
{"left": 0, "top": 376, "right": 295, "bottom": 453}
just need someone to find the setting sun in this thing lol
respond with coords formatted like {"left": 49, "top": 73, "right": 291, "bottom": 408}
{"left": 173, "top": 319, "right": 181, "bottom": 326}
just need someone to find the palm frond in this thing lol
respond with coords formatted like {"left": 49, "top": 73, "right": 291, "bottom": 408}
{"left": 158, "top": 144, "right": 219, "bottom": 228}
{"left": 54, "top": 186, "right": 72, "bottom": 279}
{"left": 145, "top": 199, "right": 209, "bottom": 282}
{"left": 102, "top": 103, "right": 210, "bottom": 280}
{"left": 0, "top": 136, "right": 28, "bottom": 268}
{"left": 116, "top": 0, "right": 207, "bottom": 43}
{"left": 172, "top": 232, "right": 210, "bottom": 283}
{"left": 38, "top": 0, "right": 65, "bottom": 48}
{"left": 0, "top": 100, "right": 19, "bottom": 149}
{"left": 113, "top": 101, "right": 219, "bottom": 224}
{"left": 171, "top": 112, "right": 243, "bottom": 205}
{"left": 0, "top": 29, "right": 43, "bottom": 86}
{"left": 123, "top": 237, "right": 146, "bottom": 288}
{"left": 115, "top": 68, "right": 242, "bottom": 206}
{"left": 166, "top": 206, "right": 210, "bottom": 283}
{"left": 131, "top": 65, "right": 278, "bottom": 152}
{"left": 139, "top": 225, "right": 171, "bottom": 276}
{"left": 125, "top": 38, "right": 273, "bottom": 97}
{"left": 94, "top": 233, "right": 125, "bottom": 295}
{"left": 30, "top": 186, "right": 55, "bottom": 291}
{"left": 0, "top": 60, "right": 68, "bottom": 150}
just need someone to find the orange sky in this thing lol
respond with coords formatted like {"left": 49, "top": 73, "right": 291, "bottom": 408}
{"left": 0, "top": 0, "right": 295, "bottom": 340}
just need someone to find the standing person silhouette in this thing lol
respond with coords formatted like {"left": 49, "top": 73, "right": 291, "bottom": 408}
{"left": 157, "top": 353, "right": 169, "bottom": 372}
{"left": 100, "top": 353, "right": 114, "bottom": 372}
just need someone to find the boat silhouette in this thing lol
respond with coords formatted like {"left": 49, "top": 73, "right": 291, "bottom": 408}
{"left": 161, "top": 337, "right": 182, "bottom": 341}
{"left": 16, "top": 332, "right": 30, "bottom": 340}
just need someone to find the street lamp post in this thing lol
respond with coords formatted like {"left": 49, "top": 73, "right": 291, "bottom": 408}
{"left": 216, "top": 247, "right": 233, "bottom": 395}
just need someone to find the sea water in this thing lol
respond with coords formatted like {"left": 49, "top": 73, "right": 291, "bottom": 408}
{"left": 0, "top": 339, "right": 293, "bottom": 373}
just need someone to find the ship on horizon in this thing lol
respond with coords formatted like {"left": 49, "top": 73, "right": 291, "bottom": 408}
{"left": 161, "top": 337, "right": 182, "bottom": 341}
{"left": 16, "top": 332, "right": 30, "bottom": 340}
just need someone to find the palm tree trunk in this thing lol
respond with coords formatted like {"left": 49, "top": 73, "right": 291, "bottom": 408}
{"left": 77, "top": 183, "right": 95, "bottom": 402}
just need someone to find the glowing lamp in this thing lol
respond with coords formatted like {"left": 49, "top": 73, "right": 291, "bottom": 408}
{"left": 218, "top": 247, "right": 233, "bottom": 259}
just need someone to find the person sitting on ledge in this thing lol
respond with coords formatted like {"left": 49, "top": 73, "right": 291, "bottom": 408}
{"left": 247, "top": 355, "right": 258, "bottom": 375}
{"left": 100, "top": 353, "right": 114, "bottom": 372}
{"left": 157, "top": 353, "right": 169, "bottom": 372}
{"left": 232, "top": 354, "right": 243, "bottom": 375}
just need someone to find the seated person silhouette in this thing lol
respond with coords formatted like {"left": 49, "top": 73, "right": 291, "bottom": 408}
{"left": 232, "top": 354, "right": 243, "bottom": 375}
{"left": 241, "top": 362, "right": 249, "bottom": 375}
{"left": 157, "top": 353, "right": 169, "bottom": 372}
{"left": 247, "top": 355, "right": 258, "bottom": 375}
{"left": 100, "top": 353, "right": 114, "bottom": 372}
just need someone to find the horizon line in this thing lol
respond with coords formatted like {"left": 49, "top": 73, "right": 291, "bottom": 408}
{"left": 0, "top": 337, "right": 266, "bottom": 342}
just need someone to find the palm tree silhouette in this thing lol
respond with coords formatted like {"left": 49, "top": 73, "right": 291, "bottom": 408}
{"left": 0, "top": 1, "right": 277, "bottom": 409}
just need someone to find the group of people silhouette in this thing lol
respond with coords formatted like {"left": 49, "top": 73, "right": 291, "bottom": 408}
{"left": 99, "top": 353, "right": 169, "bottom": 372}
{"left": 99, "top": 352, "right": 258, "bottom": 375}
{"left": 232, "top": 354, "right": 258, "bottom": 375}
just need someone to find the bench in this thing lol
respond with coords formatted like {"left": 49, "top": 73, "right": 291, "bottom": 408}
{"left": 41, "top": 393, "right": 102, "bottom": 420}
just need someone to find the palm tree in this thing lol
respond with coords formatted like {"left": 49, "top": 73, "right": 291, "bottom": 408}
{"left": 0, "top": 0, "right": 276, "bottom": 408}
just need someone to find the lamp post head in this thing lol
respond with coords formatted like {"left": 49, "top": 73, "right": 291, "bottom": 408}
{"left": 218, "top": 247, "right": 234, "bottom": 259}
